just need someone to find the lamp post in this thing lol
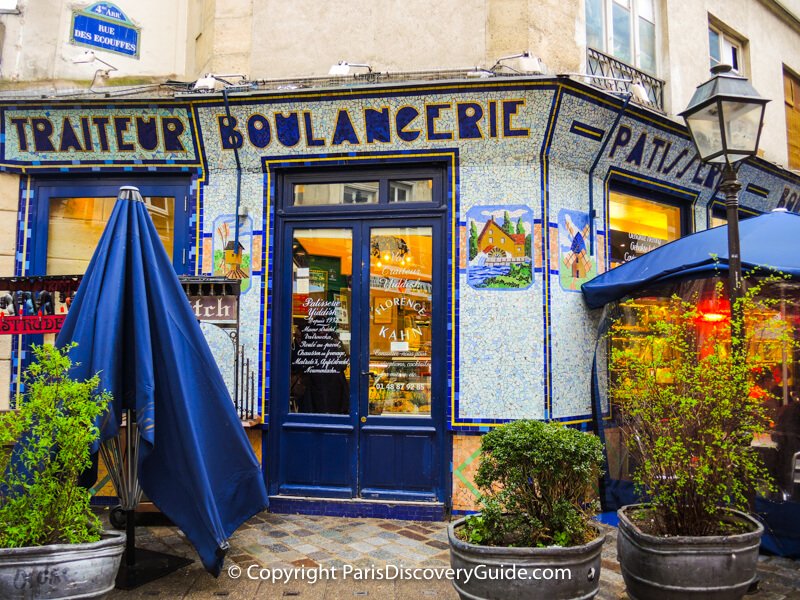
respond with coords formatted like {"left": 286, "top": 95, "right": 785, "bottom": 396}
{"left": 679, "top": 64, "right": 769, "bottom": 345}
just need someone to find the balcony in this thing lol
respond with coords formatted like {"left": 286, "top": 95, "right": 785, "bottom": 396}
{"left": 586, "top": 47, "right": 665, "bottom": 113}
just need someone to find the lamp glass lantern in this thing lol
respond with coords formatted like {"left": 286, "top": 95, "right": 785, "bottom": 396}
{"left": 679, "top": 64, "right": 769, "bottom": 165}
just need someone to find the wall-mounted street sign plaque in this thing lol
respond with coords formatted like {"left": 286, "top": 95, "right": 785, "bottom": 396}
{"left": 70, "top": 2, "right": 140, "bottom": 58}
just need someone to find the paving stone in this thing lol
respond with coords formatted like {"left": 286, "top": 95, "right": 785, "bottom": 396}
{"left": 104, "top": 515, "right": 799, "bottom": 599}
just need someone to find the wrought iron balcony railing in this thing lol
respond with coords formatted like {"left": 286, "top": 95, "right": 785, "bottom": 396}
{"left": 586, "top": 47, "right": 665, "bottom": 113}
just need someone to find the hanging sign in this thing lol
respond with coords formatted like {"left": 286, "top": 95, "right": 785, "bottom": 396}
{"left": 71, "top": 2, "right": 140, "bottom": 58}
{"left": 0, "top": 315, "right": 66, "bottom": 335}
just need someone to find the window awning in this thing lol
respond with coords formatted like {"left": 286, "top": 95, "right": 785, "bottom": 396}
{"left": 581, "top": 210, "right": 800, "bottom": 309}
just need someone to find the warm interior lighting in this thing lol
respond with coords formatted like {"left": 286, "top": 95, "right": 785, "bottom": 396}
{"left": 697, "top": 296, "right": 730, "bottom": 323}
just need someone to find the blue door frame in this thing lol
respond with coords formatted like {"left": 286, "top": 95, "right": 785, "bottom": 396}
{"left": 269, "top": 216, "right": 449, "bottom": 504}
{"left": 28, "top": 176, "right": 191, "bottom": 276}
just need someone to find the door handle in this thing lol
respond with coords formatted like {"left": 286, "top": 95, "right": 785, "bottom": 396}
{"left": 360, "top": 416, "right": 367, "bottom": 423}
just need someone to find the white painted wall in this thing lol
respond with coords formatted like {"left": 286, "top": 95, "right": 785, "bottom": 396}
{"left": 662, "top": 0, "right": 800, "bottom": 169}
{"left": 0, "top": 0, "right": 188, "bottom": 82}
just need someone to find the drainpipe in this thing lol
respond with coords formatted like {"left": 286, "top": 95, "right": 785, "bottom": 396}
{"left": 222, "top": 88, "right": 243, "bottom": 255}
{"left": 588, "top": 93, "right": 632, "bottom": 256}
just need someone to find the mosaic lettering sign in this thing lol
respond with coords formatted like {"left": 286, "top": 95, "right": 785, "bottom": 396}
{"left": 216, "top": 99, "right": 530, "bottom": 151}
{"left": 1, "top": 107, "right": 198, "bottom": 166}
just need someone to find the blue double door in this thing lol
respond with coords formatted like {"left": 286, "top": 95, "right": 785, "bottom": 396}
{"left": 270, "top": 216, "right": 447, "bottom": 503}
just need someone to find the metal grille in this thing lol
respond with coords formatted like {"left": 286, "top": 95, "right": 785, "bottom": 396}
{"left": 586, "top": 47, "right": 665, "bottom": 112}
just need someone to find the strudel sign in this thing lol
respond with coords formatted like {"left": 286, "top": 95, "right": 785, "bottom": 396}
{"left": 0, "top": 315, "right": 67, "bottom": 335}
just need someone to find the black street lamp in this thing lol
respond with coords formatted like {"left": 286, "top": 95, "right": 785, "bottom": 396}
{"left": 680, "top": 64, "right": 769, "bottom": 341}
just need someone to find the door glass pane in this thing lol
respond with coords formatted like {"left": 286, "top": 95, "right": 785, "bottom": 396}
{"left": 47, "top": 196, "right": 174, "bottom": 275}
{"left": 389, "top": 180, "right": 433, "bottom": 203}
{"left": 368, "top": 227, "right": 432, "bottom": 416}
{"left": 290, "top": 228, "right": 352, "bottom": 414}
{"left": 293, "top": 182, "right": 379, "bottom": 205}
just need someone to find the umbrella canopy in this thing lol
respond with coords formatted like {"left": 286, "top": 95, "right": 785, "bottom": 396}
{"left": 56, "top": 188, "right": 267, "bottom": 575}
{"left": 581, "top": 210, "right": 800, "bottom": 309}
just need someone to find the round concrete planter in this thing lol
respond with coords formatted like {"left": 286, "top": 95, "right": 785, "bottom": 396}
{"left": 617, "top": 504, "right": 763, "bottom": 600}
{"left": 0, "top": 531, "right": 126, "bottom": 600}
{"left": 448, "top": 517, "right": 605, "bottom": 600}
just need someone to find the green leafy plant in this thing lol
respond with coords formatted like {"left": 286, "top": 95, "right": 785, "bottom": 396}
{"left": 460, "top": 420, "right": 604, "bottom": 547}
{"left": 609, "top": 278, "right": 794, "bottom": 537}
{"left": 0, "top": 344, "right": 111, "bottom": 548}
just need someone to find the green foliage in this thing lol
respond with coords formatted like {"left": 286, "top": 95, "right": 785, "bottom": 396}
{"left": 609, "top": 279, "right": 793, "bottom": 536}
{"left": 516, "top": 217, "right": 525, "bottom": 236}
{"left": 469, "top": 220, "right": 479, "bottom": 261}
{"left": 0, "top": 344, "right": 111, "bottom": 548}
{"left": 461, "top": 420, "right": 604, "bottom": 547}
{"left": 502, "top": 211, "right": 513, "bottom": 235}
{"left": 481, "top": 263, "right": 532, "bottom": 288}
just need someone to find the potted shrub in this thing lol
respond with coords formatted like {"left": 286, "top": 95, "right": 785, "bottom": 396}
{"left": 0, "top": 344, "right": 125, "bottom": 600}
{"left": 608, "top": 281, "right": 793, "bottom": 600}
{"left": 448, "top": 419, "right": 606, "bottom": 600}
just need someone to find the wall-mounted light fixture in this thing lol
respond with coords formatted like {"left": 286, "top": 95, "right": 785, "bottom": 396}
{"left": 491, "top": 51, "right": 545, "bottom": 75}
{"left": 72, "top": 50, "right": 118, "bottom": 91}
{"left": 191, "top": 73, "right": 250, "bottom": 93}
{"left": 328, "top": 61, "right": 373, "bottom": 76}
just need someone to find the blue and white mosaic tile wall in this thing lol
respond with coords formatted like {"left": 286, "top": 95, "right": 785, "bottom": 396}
{"left": 192, "top": 84, "right": 556, "bottom": 427}
{"left": 3, "top": 79, "right": 800, "bottom": 427}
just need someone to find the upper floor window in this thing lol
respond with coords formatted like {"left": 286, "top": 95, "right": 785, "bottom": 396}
{"left": 784, "top": 68, "right": 800, "bottom": 170}
{"left": 709, "top": 23, "right": 744, "bottom": 75}
{"left": 586, "top": 0, "right": 657, "bottom": 74}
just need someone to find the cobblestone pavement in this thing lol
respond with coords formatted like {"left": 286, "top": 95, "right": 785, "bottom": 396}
{"left": 107, "top": 511, "right": 800, "bottom": 599}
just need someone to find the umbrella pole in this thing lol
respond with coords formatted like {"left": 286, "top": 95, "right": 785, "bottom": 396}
{"left": 126, "top": 509, "right": 136, "bottom": 566}
{"left": 125, "top": 408, "right": 137, "bottom": 567}
{"left": 115, "top": 408, "right": 193, "bottom": 590}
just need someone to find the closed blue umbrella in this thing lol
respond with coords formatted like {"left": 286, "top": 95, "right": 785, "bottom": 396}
{"left": 56, "top": 186, "right": 267, "bottom": 576}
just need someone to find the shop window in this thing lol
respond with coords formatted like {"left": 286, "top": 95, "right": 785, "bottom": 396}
{"left": 608, "top": 187, "right": 684, "bottom": 269}
{"left": 709, "top": 22, "right": 745, "bottom": 75}
{"left": 32, "top": 179, "right": 190, "bottom": 277}
{"left": 284, "top": 165, "right": 443, "bottom": 212}
{"left": 389, "top": 180, "right": 432, "bottom": 203}
{"left": 784, "top": 68, "right": 800, "bottom": 170}
{"left": 586, "top": 0, "right": 657, "bottom": 74}
{"left": 708, "top": 200, "right": 759, "bottom": 229}
{"left": 47, "top": 196, "right": 175, "bottom": 275}
{"left": 605, "top": 278, "right": 800, "bottom": 501}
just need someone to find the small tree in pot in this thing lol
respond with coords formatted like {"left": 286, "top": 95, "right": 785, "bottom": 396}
{"left": 448, "top": 420, "right": 605, "bottom": 600}
{"left": 609, "top": 280, "right": 793, "bottom": 600}
{"left": 0, "top": 344, "right": 125, "bottom": 600}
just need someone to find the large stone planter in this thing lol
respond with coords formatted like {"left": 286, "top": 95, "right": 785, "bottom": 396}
{"left": 0, "top": 531, "right": 126, "bottom": 599}
{"left": 617, "top": 504, "right": 763, "bottom": 600}
{"left": 448, "top": 517, "right": 605, "bottom": 600}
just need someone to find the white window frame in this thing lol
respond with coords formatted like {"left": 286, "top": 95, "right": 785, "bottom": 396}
{"left": 708, "top": 23, "right": 745, "bottom": 76}
{"left": 586, "top": 0, "right": 658, "bottom": 74}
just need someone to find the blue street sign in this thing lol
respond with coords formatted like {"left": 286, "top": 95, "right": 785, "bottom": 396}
{"left": 71, "top": 2, "right": 140, "bottom": 58}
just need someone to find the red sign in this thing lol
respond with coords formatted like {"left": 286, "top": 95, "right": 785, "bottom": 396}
{"left": 0, "top": 315, "right": 66, "bottom": 335}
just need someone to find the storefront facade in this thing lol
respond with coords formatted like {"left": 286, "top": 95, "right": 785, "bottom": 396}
{"left": 2, "top": 76, "right": 799, "bottom": 517}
